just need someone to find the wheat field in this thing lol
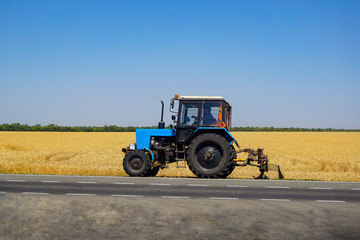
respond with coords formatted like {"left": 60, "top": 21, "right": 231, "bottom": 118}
{"left": 0, "top": 132, "right": 359, "bottom": 181}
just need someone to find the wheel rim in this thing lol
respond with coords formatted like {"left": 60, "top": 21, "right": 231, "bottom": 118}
{"left": 195, "top": 142, "right": 223, "bottom": 171}
{"left": 129, "top": 157, "right": 144, "bottom": 171}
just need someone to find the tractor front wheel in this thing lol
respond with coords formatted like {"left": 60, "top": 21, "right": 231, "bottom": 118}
{"left": 187, "top": 133, "right": 235, "bottom": 178}
{"left": 123, "top": 150, "right": 152, "bottom": 177}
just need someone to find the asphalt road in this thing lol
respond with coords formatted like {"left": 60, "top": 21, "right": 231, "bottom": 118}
{"left": 1, "top": 174, "right": 360, "bottom": 202}
{"left": 1, "top": 174, "right": 360, "bottom": 240}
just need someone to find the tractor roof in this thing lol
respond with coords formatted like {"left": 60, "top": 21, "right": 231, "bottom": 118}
{"left": 180, "top": 96, "right": 224, "bottom": 101}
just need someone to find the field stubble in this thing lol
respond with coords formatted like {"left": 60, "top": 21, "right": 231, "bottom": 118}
{"left": 0, "top": 132, "right": 359, "bottom": 181}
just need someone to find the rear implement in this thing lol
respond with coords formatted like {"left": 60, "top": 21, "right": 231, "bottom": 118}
{"left": 234, "top": 147, "right": 284, "bottom": 179}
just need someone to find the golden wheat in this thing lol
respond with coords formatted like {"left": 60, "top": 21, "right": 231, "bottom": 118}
{"left": 229, "top": 132, "right": 360, "bottom": 181}
{"left": 0, "top": 132, "right": 359, "bottom": 181}
{"left": 0, "top": 132, "right": 133, "bottom": 176}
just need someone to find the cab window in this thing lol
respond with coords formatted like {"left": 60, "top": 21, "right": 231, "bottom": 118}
{"left": 201, "top": 102, "right": 220, "bottom": 126}
{"left": 180, "top": 103, "right": 199, "bottom": 126}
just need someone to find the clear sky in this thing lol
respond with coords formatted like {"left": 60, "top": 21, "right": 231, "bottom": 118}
{"left": 1, "top": 0, "right": 359, "bottom": 128}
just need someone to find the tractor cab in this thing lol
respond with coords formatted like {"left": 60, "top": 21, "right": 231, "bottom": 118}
{"left": 171, "top": 95, "right": 232, "bottom": 145}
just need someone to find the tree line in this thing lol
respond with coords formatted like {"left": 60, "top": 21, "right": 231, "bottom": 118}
{"left": 0, "top": 123, "right": 157, "bottom": 132}
{"left": 0, "top": 123, "right": 358, "bottom": 132}
{"left": 230, "top": 126, "right": 360, "bottom": 132}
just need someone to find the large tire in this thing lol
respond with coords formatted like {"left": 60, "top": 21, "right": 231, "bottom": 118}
{"left": 123, "top": 150, "right": 152, "bottom": 177}
{"left": 187, "top": 133, "right": 235, "bottom": 178}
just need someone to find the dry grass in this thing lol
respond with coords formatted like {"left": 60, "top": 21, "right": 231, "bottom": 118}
{"left": 0, "top": 132, "right": 359, "bottom": 181}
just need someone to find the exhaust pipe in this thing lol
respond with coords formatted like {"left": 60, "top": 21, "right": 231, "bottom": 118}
{"left": 158, "top": 100, "right": 165, "bottom": 129}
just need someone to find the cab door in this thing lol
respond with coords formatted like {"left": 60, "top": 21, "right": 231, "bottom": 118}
{"left": 175, "top": 101, "right": 200, "bottom": 144}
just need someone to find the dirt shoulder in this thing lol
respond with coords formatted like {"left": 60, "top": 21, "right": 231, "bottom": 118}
{"left": 0, "top": 193, "right": 359, "bottom": 240}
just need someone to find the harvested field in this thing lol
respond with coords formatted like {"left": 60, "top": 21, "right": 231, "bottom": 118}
{"left": 0, "top": 132, "right": 359, "bottom": 181}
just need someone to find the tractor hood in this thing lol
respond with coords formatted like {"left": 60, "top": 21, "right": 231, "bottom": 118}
{"left": 136, "top": 129, "right": 176, "bottom": 150}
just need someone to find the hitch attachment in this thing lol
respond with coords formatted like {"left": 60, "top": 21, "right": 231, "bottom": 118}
{"left": 234, "top": 148, "right": 284, "bottom": 180}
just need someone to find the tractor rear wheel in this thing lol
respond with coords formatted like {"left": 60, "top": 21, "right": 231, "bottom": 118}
{"left": 123, "top": 150, "right": 152, "bottom": 177}
{"left": 187, "top": 133, "right": 235, "bottom": 178}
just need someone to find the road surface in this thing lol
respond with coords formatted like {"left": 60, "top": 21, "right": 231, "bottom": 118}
{"left": 1, "top": 174, "right": 359, "bottom": 202}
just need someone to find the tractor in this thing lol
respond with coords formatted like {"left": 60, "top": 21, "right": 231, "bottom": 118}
{"left": 122, "top": 94, "right": 284, "bottom": 179}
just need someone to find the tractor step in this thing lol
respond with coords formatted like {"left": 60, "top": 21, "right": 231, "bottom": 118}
{"left": 175, "top": 158, "right": 187, "bottom": 168}
{"left": 175, "top": 145, "right": 187, "bottom": 168}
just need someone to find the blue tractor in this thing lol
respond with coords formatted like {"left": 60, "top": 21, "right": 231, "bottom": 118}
{"left": 122, "top": 94, "right": 283, "bottom": 179}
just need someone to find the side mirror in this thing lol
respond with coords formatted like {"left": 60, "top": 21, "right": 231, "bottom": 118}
{"left": 170, "top": 98, "right": 174, "bottom": 109}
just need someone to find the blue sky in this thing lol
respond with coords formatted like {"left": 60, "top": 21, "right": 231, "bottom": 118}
{"left": 1, "top": 0, "right": 359, "bottom": 128}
